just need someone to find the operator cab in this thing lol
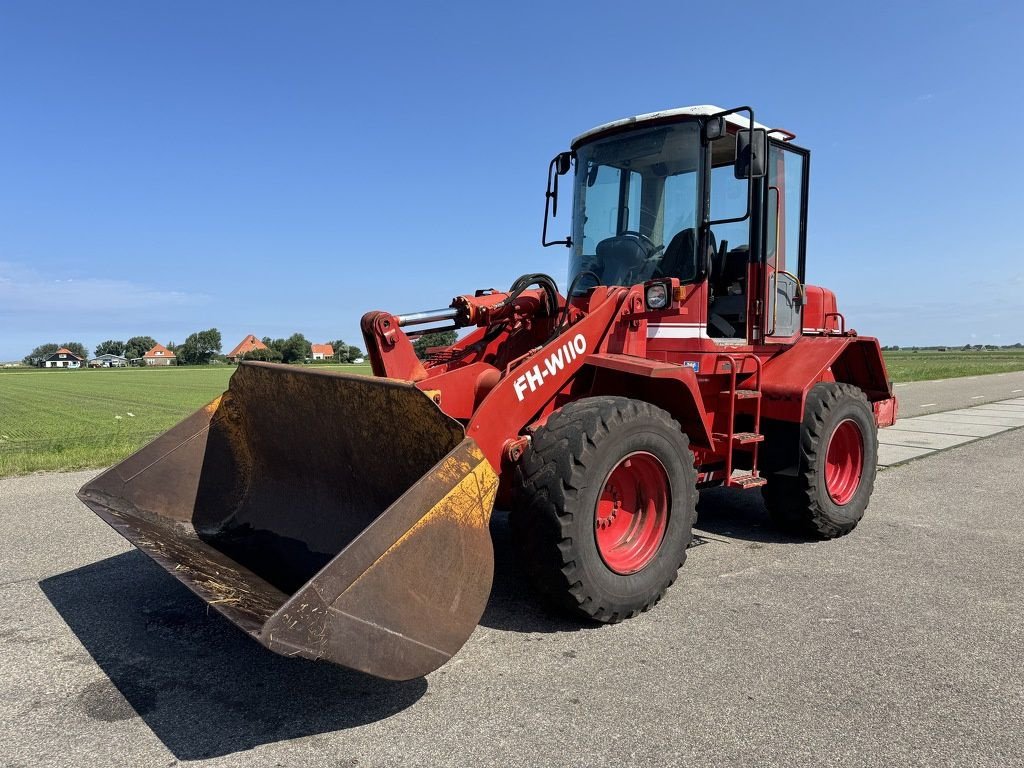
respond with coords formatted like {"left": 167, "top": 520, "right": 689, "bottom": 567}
{"left": 546, "top": 105, "right": 808, "bottom": 344}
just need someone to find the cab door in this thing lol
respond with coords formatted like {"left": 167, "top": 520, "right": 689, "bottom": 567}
{"left": 763, "top": 142, "right": 809, "bottom": 343}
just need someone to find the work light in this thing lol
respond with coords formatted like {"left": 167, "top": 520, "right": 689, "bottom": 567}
{"left": 645, "top": 282, "right": 670, "bottom": 310}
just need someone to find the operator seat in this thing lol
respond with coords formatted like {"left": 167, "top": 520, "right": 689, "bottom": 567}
{"left": 658, "top": 228, "right": 715, "bottom": 283}
{"left": 708, "top": 245, "right": 749, "bottom": 338}
{"left": 594, "top": 234, "right": 653, "bottom": 286}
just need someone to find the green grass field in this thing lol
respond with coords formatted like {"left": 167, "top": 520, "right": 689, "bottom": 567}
{"left": 880, "top": 348, "right": 1024, "bottom": 383}
{"left": 0, "top": 364, "right": 371, "bottom": 476}
{"left": 2, "top": 350, "right": 1023, "bottom": 477}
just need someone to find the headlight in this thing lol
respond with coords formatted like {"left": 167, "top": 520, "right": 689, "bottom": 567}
{"left": 645, "top": 282, "right": 670, "bottom": 310}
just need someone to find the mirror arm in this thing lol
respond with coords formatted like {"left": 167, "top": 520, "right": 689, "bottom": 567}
{"left": 542, "top": 153, "right": 573, "bottom": 248}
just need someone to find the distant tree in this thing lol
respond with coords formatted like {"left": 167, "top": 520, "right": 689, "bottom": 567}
{"left": 413, "top": 331, "right": 457, "bottom": 360}
{"left": 23, "top": 343, "right": 58, "bottom": 365}
{"left": 125, "top": 336, "right": 158, "bottom": 360}
{"left": 61, "top": 342, "right": 89, "bottom": 360}
{"left": 345, "top": 346, "right": 365, "bottom": 363}
{"left": 95, "top": 340, "right": 126, "bottom": 357}
{"left": 177, "top": 328, "right": 222, "bottom": 365}
{"left": 242, "top": 347, "right": 283, "bottom": 362}
{"left": 329, "top": 339, "right": 350, "bottom": 361}
{"left": 280, "top": 333, "right": 311, "bottom": 364}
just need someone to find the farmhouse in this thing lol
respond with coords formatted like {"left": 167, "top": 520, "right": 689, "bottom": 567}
{"left": 311, "top": 343, "right": 334, "bottom": 361}
{"left": 141, "top": 343, "right": 176, "bottom": 366}
{"left": 226, "top": 334, "right": 268, "bottom": 362}
{"left": 89, "top": 353, "right": 128, "bottom": 368}
{"left": 42, "top": 348, "right": 83, "bottom": 369}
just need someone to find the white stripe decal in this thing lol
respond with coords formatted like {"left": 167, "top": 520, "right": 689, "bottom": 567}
{"left": 647, "top": 323, "right": 707, "bottom": 339}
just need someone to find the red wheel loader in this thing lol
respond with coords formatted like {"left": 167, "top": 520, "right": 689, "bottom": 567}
{"left": 79, "top": 105, "right": 897, "bottom": 681}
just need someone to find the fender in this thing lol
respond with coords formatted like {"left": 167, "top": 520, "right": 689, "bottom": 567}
{"left": 581, "top": 353, "right": 715, "bottom": 449}
{"left": 761, "top": 335, "right": 895, "bottom": 422}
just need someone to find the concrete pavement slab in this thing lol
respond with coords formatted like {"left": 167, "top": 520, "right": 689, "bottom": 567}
{"left": 943, "top": 407, "right": 1024, "bottom": 420}
{"left": 915, "top": 412, "right": 1024, "bottom": 427}
{"left": 877, "top": 429, "right": 976, "bottom": 450}
{"left": 883, "top": 419, "right": 1009, "bottom": 437}
{"left": 969, "top": 403, "right": 1024, "bottom": 413}
{"left": 877, "top": 444, "right": 934, "bottom": 466}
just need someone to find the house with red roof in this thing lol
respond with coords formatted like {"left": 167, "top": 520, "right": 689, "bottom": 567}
{"left": 142, "top": 343, "right": 176, "bottom": 366}
{"left": 311, "top": 343, "right": 334, "bottom": 361}
{"left": 226, "top": 334, "right": 268, "bottom": 362}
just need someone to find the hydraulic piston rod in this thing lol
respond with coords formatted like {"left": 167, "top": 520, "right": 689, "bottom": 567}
{"left": 396, "top": 308, "right": 460, "bottom": 327}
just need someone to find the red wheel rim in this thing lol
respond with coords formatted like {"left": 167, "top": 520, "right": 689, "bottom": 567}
{"left": 824, "top": 419, "right": 864, "bottom": 505}
{"left": 595, "top": 452, "right": 670, "bottom": 574}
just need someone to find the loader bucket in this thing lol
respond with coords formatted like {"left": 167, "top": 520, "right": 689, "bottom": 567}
{"left": 77, "top": 362, "right": 499, "bottom": 681}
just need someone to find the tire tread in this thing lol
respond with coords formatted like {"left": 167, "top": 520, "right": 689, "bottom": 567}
{"left": 512, "top": 397, "right": 697, "bottom": 622}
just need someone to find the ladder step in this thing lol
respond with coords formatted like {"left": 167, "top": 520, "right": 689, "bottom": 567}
{"left": 714, "top": 431, "right": 764, "bottom": 447}
{"left": 733, "top": 431, "right": 764, "bottom": 446}
{"left": 727, "top": 473, "right": 767, "bottom": 489}
{"left": 722, "top": 389, "right": 762, "bottom": 400}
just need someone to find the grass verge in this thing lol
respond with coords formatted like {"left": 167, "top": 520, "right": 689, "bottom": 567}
{"left": 0, "top": 364, "right": 371, "bottom": 476}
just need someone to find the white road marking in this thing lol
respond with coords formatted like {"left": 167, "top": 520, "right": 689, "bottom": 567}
{"left": 1013, "top": 389, "right": 1023, "bottom": 393}
{"left": 971, "top": 395, "right": 985, "bottom": 399}
{"left": 920, "top": 403, "right": 937, "bottom": 407}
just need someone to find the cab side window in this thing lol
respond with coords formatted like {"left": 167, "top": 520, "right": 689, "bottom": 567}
{"left": 766, "top": 146, "right": 807, "bottom": 338}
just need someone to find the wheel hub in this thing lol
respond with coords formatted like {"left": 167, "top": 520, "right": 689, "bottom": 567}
{"left": 594, "top": 452, "right": 670, "bottom": 574}
{"left": 824, "top": 418, "right": 864, "bottom": 505}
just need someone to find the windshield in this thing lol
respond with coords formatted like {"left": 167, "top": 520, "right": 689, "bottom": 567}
{"left": 569, "top": 121, "right": 702, "bottom": 293}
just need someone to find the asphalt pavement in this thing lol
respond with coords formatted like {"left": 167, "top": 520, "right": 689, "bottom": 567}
{"left": 892, "top": 368, "right": 1024, "bottom": 415}
{"left": 1, "top": 373, "right": 1023, "bottom": 767}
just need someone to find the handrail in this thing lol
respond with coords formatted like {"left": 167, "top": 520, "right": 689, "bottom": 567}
{"left": 824, "top": 311, "right": 846, "bottom": 335}
{"left": 767, "top": 269, "right": 805, "bottom": 338}
{"left": 715, "top": 353, "right": 764, "bottom": 482}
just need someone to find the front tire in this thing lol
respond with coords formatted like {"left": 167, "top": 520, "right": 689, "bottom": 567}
{"left": 511, "top": 397, "right": 697, "bottom": 622}
{"left": 762, "top": 383, "right": 878, "bottom": 539}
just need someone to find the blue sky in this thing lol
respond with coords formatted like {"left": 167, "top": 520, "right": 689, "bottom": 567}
{"left": 1, "top": 0, "right": 1021, "bottom": 360}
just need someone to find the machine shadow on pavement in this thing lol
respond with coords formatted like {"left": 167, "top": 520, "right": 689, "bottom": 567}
{"left": 479, "top": 491, "right": 809, "bottom": 634}
{"left": 39, "top": 551, "right": 427, "bottom": 761}
{"left": 694, "top": 487, "right": 812, "bottom": 545}
{"left": 478, "top": 510, "right": 604, "bottom": 634}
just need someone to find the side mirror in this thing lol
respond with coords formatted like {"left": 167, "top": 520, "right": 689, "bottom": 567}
{"left": 542, "top": 151, "right": 574, "bottom": 247}
{"left": 735, "top": 128, "right": 767, "bottom": 179}
{"left": 703, "top": 117, "right": 727, "bottom": 142}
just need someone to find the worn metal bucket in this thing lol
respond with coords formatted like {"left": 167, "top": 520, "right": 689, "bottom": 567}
{"left": 77, "top": 362, "right": 498, "bottom": 680}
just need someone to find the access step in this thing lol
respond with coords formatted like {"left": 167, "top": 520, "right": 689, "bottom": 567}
{"left": 727, "top": 473, "right": 767, "bottom": 490}
{"left": 722, "top": 389, "right": 761, "bottom": 400}
{"left": 714, "top": 431, "right": 765, "bottom": 447}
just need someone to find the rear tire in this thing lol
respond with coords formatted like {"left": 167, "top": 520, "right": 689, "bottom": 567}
{"left": 762, "top": 383, "right": 878, "bottom": 539}
{"left": 511, "top": 397, "right": 697, "bottom": 622}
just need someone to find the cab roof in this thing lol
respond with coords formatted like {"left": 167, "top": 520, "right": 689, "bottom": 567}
{"left": 571, "top": 105, "right": 773, "bottom": 150}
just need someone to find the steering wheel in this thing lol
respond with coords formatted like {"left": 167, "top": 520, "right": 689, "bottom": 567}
{"left": 620, "top": 230, "right": 665, "bottom": 256}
